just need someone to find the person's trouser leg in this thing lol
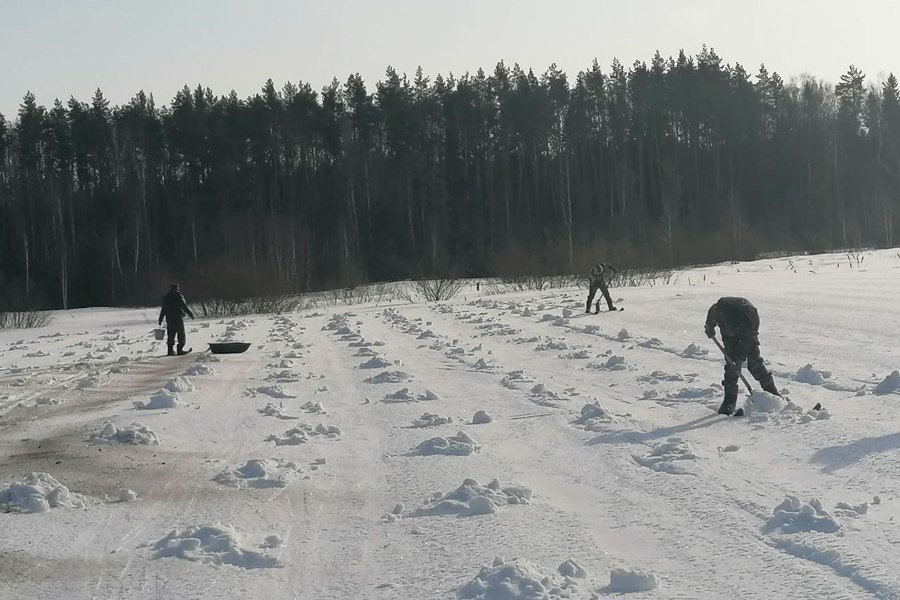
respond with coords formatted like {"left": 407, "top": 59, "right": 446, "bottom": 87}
{"left": 599, "top": 280, "right": 615, "bottom": 311}
{"left": 747, "top": 342, "right": 778, "bottom": 395}
{"left": 586, "top": 283, "right": 598, "bottom": 313}
{"left": 165, "top": 326, "right": 176, "bottom": 356}
{"left": 176, "top": 321, "right": 187, "bottom": 353}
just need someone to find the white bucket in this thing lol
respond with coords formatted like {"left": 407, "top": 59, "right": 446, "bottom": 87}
{"left": 153, "top": 328, "right": 166, "bottom": 341}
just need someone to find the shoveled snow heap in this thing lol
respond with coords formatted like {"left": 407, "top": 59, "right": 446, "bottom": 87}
{"left": 91, "top": 422, "right": 159, "bottom": 445}
{"left": 214, "top": 459, "right": 302, "bottom": 489}
{"left": 574, "top": 401, "right": 613, "bottom": 431}
{"left": 745, "top": 391, "right": 788, "bottom": 415}
{"left": 606, "top": 568, "right": 660, "bottom": 593}
{"left": 633, "top": 437, "right": 699, "bottom": 474}
{"left": 134, "top": 389, "right": 183, "bottom": 410}
{"left": 183, "top": 364, "right": 216, "bottom": 376}
{"left": 258, "top": 401, "right": 299, "bottom": 420}
{"left": 0, "top": 472, "right": 86, "bottom": 513}
{"left": 408, "top": 478, "right": 532, "bottom": 518}
{"left": 767, "top": 495, "right": 842, "bottom": 534}
{"left": 359, "top": 356, "right": 393, "bottom": 369}
{"left": 266, "top": 423, "right": 342, "bottom": 446}
{"left": 364, "top": 370, "right": 413, "bottom": 384}
{"left": 457, "top": 556, "right": 576, "bottom": 599}
{"left": 151, "top": 523, "right": 280, "bottom": 569}
{"left": 163, "top": 376, "right": 195, "bottom": 393}
{"left": 412, "top": 413, "right": 454, "bottom": 428}
{"left": 414, "top": 431, "right": 480, "bottom": 456}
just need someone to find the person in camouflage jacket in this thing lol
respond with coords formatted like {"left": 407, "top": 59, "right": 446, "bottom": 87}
{"left": 586, "top": 262, "right": 619, "bottom": 313}
{"left": 705, "top": 296, "right": 780, "bottom": 415}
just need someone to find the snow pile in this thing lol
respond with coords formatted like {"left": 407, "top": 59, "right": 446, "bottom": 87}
{"left": 617, "top": 329, "right": 632, "bottom": 341}
{"left": 473, "top": 358, "right": 495, "bottom": 371}
{"left": 795, "top": 364, "right": 831, "bottom": 385}
{"left": 364, "top": 370, "right": 413, "bottom": 384}
{"left": 91, "top": 422, "right": 160, "bottom": 445}
{"left": 117, "top": 489, "right": 139, "bottom": 503}
{"left": 835, "top": 501, "right": 869, "bottom": 517}
{"left": 669, "top": 386, "right": 718, "bottom": 400}
{"left": 134, "top": 389, "right": 183, "bottom": 410}
{"left": 588, "top": 355, "right": 629, "bottom": 371}
{"left": 359, "top": 356, "right": 393, "bottom": 369}
{"left": 633, "top": 437, "right": 699, "bottom": 474}
{"left": 874, "top": 371, "right": 900, "bottom": 395}
{"left": 606, "top": 568, "right": 660, "bottom": 593}
{"left": 639, "top": 370, "right": 690, "bottom": 383}
{"left": 183, "top": 363, "right": 216, "bottom": 376}
{"left": 638, "top": 337, "right": 663, "bottom": 348}
{"left": 767, "top": 496, "right": 842, "bottom": 534}
{"left": 412, "top": 413, "right": 454, "bottom": 428}
{"left": 681, "top": 343, "right": 709, "bottom": 358}
{"left": 250, "top": 385, "right": 296, "bottom": 399}
{"left": 258, "top": 401, "right": 298, "bottom": 420}
{"left": 382, "top": 388, "right": 416, "bottom": 403}
{"left": 266, "top": 423, "right": 342, "bottom": 446}
{"left": 301, "top": 401, "right": 327, "bottom": 414}
{"left": 558, "top": 559, "right": 587, "bottom": 579}
{"left": 163, "top": 376, "right": 195, "bottom": 393}
{"left": 472, "top": 410, "right": 494, "bottom": 424}
{"left": 407, "top": 478, "right": 532, "bottom": 519}
{"left": 214, "top": 459, "right": 302, "bottom": 489}
{"left": 528, "top": 384, "right": 564, "bottom": 407}
{"left": 152, "top": 524, "right": 279, "bottom": 569}
{"left": 745, "top": 391, "right": 787, "bottom": 416}
{"left": 562, "top": 350, "right": 591, "bottom": 360}
{"left": 574, "top": 401, "right": 613, "bottom": 431}
{"left": 535, "top": 339, "right": 568, "bottom": 351}
{"left": 457, "top": 557, "right": 575, "bottom": 599}
{"left": 0, "top": 472, "right": 86, "bottom": 513}
{"left": 501, "top": 370, "right": 535, "bottom": 389}
{"left": 414, "top": 431, "right": 480, "bottom": 456}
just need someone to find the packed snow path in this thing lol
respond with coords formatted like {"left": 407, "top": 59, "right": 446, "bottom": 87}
{"left": 1, "top": 250, "right": 900, "bottom": 598}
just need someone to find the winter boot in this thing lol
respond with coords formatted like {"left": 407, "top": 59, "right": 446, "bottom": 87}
{"left": 761, "top": 378, "right": 781, "bottom": 397}
{"left": 585, "top": 299, "right": 592, "bottom": 314}
{"left": 717, "top": 392, "right": 738, "bottom": 415}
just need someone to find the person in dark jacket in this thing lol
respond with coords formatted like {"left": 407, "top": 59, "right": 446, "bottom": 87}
{"left": 705, "top": 296, "right": 780, "bottom": 415}
{"left": 158, "top": 284, "right": 195, "bottom": 356}
{"left": 586, "top": 262, "right": 619, "bottom": 313}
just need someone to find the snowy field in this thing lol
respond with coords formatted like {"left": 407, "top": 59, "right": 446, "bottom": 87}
{"left": 1, "top": 249, "right": 900, "bottom": 599}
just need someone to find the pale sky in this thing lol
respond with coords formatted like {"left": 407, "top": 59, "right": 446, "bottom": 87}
{"left": 2, "top": 0, "right": 898, "bottom": 119}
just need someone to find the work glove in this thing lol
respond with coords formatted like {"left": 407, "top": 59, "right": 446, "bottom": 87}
{"left": 705, "top": 326, "right": 715, "bottom": 339}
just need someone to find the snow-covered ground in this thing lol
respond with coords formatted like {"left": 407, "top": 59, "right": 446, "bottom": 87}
{"left": 1, "top": 249, "right": 899, "bottom": 599}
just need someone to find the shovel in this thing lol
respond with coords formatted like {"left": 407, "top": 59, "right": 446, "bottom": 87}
{"left": 711, "top": 336, "right": 753, "bottom": 394}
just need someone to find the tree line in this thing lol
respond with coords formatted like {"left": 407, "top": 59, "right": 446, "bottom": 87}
{"left": 1, "top": 47, "right": 899, "bottom": 310}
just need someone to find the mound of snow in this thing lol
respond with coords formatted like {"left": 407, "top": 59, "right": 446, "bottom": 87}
{"left": 558, "top": 559, "right": 587, "bottom": 579}
{"left": 359, "top": 356, "right": 393, "bottom": 369}
{"left": 117, "top": 489, "right": 139, "bottom": 503}
{"left": 91, "top": 422, "right": 159, "bottom": 445}
{"left": 633, "top": 437, "right": 698, "bottom": 474}
{"left": 669, "top": 386, "right": 718, "bottom": 400}
{"left": 164, "top": 376, "right": 195, "bottom": 393}
{"left": 184, "top": 364, "right": 216, "bottom": 376}
{"left": 364, "top": 370, "right": 412, "bottom": 384}
{"left": 746, "top": 391, "right": 787, "bottom": 415}
{"left": 795, "top": 364, "right": 831, "bottom": 385}
{"left": 301, "top": 401, "right": 327, "bottom": 414}
{"left": 768, "top": 495, "right": 841, "bottom": 534}
{"left": 835, "top": 501, "right": 869, "bottom": 517}
{"left": 588, "top": 355, "right": 629, "bottom": 371}
{"left": 414, "top": 431, "right": 480, "bottom": 456}
{"left": 152, "top": 524, "right": 279, "bottom": 569}
{"left": 606, "top": 568, "right": 660, "bottom": 593}
{"left": 266, "top": 423, "right": 342, "bottom": 446}
{"left": 0, "top": 472, "right": 86, "bottom": 513}
{"left": 638, "top": 337, "right": 663, "bottom": 348}
{"left": 874, "top": 371, "right": 900, "bottom": 395}
{"left": 574, "top": 401, "right": 613, "bottom": 431}
{"left": 458, "top": 557, "right": 573, "bottom": 599}
{"left": 681, "top": 343, "right": 709, "bottom": 358}
{"left": 535, "top": 340, "right": 568, "bottom": 351}
{"left": 258, "top": 402, "right": 298, "bottom": 420}
{"left": 617, "top": 329, "right": 631, "bottom": 341}
{"left": 473, "top": 358, "right": 494, "bottom": 371}
{"left": 409, "top": 478, "right": 532, "bottom": 519}
{"left": 214, "top": 459, "right": 302, "bottom": 489}
{"left": 528, "top": 384, "right": 564, "bottom": 407}
{"left": 134, "top": 389, "right": 182, "bottom": 410}
{"left": 501, "top": 370, "right": 534, "bottom": 389}
{"left": 472, "top": 410, "right": 494, "bottom": 425}
{"left": 383, "top": 388, "right": 417, "bottom": 403}
{"left": 251, "top": 385, "right": 296, "bottom": 399}
{"left": 412, "top": 413, "right": 454, "bottom": 428}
